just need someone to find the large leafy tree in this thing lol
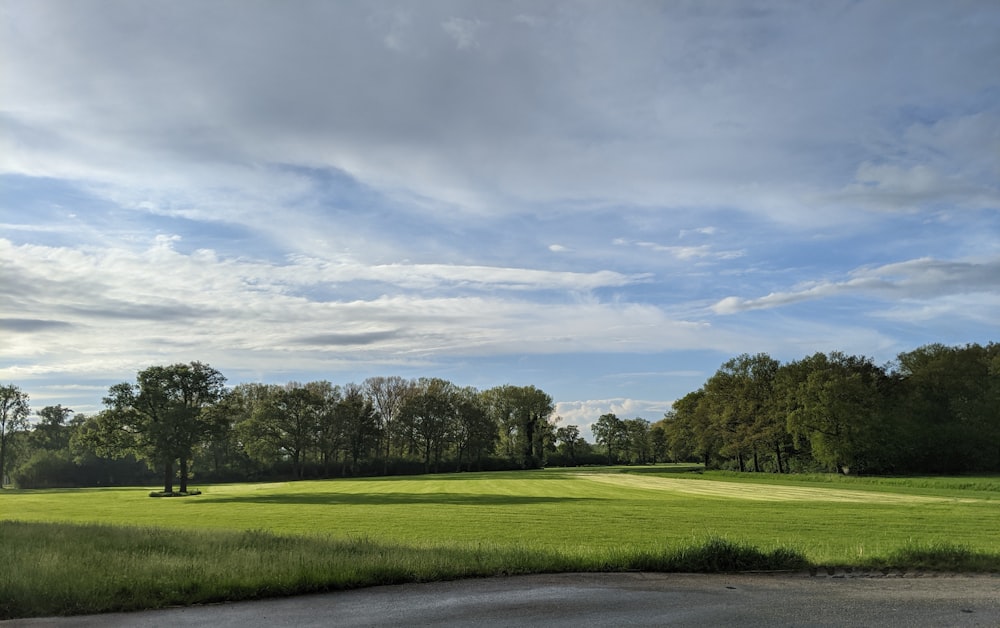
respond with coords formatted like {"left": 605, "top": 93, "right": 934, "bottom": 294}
{"left": 484, "top": 384, "right": 520, "bottom": 460}
{"left": 452, "top": 386, "right": 496, "bottom": 471}
{"left": 622, "top": 418, "right": 652, "bottom": 464}
{"left": 29, "top": 405, "right": 74, "bottom": 452}
{"left": 592, "top": 413, "right": 625, "bottom": 464}
{"left": 703, "top": 353, "right": 783, "bottom": 472}
{"left": 400, "top": 378, "right": 459, "bottom": 473}
{"left": 554, "top": 424, "right": 583, "bottom": 465}
{"left": 649, "top": 423, "right": 668, "bottom": 463}
{"left": 235, "top": 383, "right": 323, "bottom": 479}
{"left": 308, "top": 381, "right": 343, "bottom": 476}
{"left": 100, "top": 362, "right": 227, "bottom": 493}
{"left": 511, "top": 385, "right": 555, "bottom": 469}
{"left": 484, "top": 385, "right": 555, "bottom": 469}
{"left": 0, "top": 384, "right": 31, "bottom": 487}
{"left": 364, "top": 376, "right": 414, "bottom": 473}
{"left": 336, "top": 383, "right": 378, "bottom": 475}
{"left": 782, "top": 352, "right": 888, "bottom": 474}
{"left": 663, "top": 389, "right": 717, "bottom": 468}
{"left": 894, "top": 343, "right": 1000, "bottom": 472}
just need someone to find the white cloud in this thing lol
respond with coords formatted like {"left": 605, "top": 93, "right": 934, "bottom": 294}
{"left": 680, "top": 226, "right": 717, "bottom": 237}
{"left": 555, "top": 398, "right": 672, "bottom": 441}
{"left": 0, "top": 238, "right": 733, "bottom": 385}
{"left": 2, "top": 2, "right": 998, "bottom": 422}
{"left": 839, "top": 162, "right": 998, "bottom": 211}
{"left": 712, "top": 256, "right": 1000, "bottom": 315}
{"left": 513, "top": 14, "right": 544, "bottom": 28}
{"left": 442, "top": 17, "right": 483, "bottom": 50}
{"left": 615, "top": 238, "right": 744, "bottom": 262}
{"left": 4, "top": 1, "right": 995, "bottom": 229}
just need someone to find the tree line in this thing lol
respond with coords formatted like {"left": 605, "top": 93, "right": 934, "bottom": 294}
{"left": 657, "top": 343, "right": 999, "bottom": 475}
{"left": 1, "top": 341, "right": 995, "bottom": 489}
{"left": 1, "top": 370, "right": 624, "bottom": 491}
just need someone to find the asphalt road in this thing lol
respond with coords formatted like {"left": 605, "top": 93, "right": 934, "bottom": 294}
{"left": 6, "top": 572, "right": 999, "bottom": 628}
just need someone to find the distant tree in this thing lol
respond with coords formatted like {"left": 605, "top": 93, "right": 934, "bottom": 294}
{"left": 30, "top": 405, "right": 74, "bottom": 451}
{"left": 483, "top": 385, "right": 555, "bottom": 469}
{"left": 400, "top": 378, "right": 459, "bottom": 473}
{"left": 10, "top": 404, "right": 79, "bottom": 490}
{"left": 453, "top": 387, "right": 496, "bottom": 471}
{"left": 592, "top": 413, "right": 625, "bottom": 465}
{"left": 364, "top": 376, "right": 414, "bottom": 472}
{"left": 337, "top": 383, "right": 378, "bottom": 475}
{"left": 100, "top": 362, "right": 227, "bottom": 493}
{"left": 663, "top": 390, "right": 717, "bottom": 468}
{"left": 214, "top": 383, "right": 274, "bottom": 475}
{"left": 555, "top": 424, "right": 583, "bottom": 465}
{"left": 0, "top": 384, "right": 31, "bottom": 487}
{"left": 649, "top": 424, "right": 667, "bottom": 463}
{"left": 622, "top": 418, "right": 651, "bottom": 464}
{"left": 235, "top": 383, "right": 322, "bottom": 479}
{"left": 307, "top": 381, "right": 343, "bottom": 476}
{"left": 483, "top": 385, "right": 520, "bottom": 460}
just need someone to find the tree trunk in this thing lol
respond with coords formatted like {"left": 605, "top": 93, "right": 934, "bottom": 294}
{"left": 0, "top": 439, "right": 7, "bottom": 489}
{"left": 179, "top": 457, "right": 189, "bottom": 493}
{"left": 752, "top": 449, "right": 760, "bottom": 473}
{"left": 162, "top": 459, "right": 174, "bottom": 493}
{"left": 383, "top": 438, "right": 390, "bottom": 476}
{"left": 775, "top": 443, "right": 784, "bottom": 474}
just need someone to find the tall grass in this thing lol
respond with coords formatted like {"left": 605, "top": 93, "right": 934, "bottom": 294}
{"left": 0, "top": 520, "right": 808, "bottom": 619}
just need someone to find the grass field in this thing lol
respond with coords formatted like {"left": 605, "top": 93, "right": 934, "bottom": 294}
{"left": 2, "top": 467, "right": 998, "bottom": 618}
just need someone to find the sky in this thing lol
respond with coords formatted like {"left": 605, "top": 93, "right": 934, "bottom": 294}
{"left": 2, "top": 0, "right": 998, "bottom": 440}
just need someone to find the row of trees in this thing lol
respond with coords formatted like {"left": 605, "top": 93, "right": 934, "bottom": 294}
{"left": 658, "top": 343, "right": 999, "bottom": 474}
{"left": 3, "top": 368, "right": 619, "bottom": 491}
{"left": 2, "top": 342, "right": 995, "bottom": 488}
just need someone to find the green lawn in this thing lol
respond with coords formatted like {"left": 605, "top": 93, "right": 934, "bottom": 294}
{"left": 2, "top": 467, "right": 998, "bottom": 618}
{"left": 4, "top": 467, "right": 998, "bottom": 558}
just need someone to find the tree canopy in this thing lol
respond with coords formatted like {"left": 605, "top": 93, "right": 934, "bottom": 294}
{"left": 661, "top": 343, "right": 999, "bottom": 474}
{"left": 0, "top": 384, "right": 31, "bottom": 487}
{"left": 5, "top": 341, "right": 998, "bottom": 489}
{"left": 89, "top": 362, "right": 227, "bottom": 493}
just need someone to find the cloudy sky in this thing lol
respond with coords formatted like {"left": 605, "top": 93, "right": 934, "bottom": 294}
{"left": 2, "top": 1, "right": 998, "bottom": 438}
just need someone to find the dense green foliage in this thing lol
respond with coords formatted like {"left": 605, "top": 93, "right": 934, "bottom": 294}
{"left": 80, "top": 362, "right": 228, "bottom": 493}
{"left": 7, "top": 372, "right": 609, "bottom": 488}
{"left": 2, "top": 469, "right": 997, "bottom": 618}
{"left": 660, "top": 343, "right": 999, "bottom": 474}
{"left": 0, "top": 384, "right": 31, "bottom": 486}
{"left": 3, "top": 342, "right": 997, "bottom": 488}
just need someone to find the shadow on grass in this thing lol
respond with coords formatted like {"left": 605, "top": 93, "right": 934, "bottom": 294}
{"left": 191, "top": 492, "right": 604, "bottom": 506}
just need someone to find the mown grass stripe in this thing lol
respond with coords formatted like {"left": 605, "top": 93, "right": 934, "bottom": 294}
{"left": 581, "top": 473, "right": 980, "bottom": 503}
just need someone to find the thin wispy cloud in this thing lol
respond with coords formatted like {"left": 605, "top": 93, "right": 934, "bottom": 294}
{"left": 712, "top": 257, "right": 1000, "bottom": 315}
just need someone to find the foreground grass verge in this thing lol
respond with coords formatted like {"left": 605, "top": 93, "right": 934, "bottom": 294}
{"left": 1, "top": 520, "right": 812, "bottom": 619}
